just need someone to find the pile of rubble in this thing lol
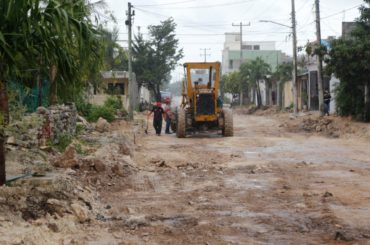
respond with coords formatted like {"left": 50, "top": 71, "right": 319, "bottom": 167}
{"left": 299, "top": 117, "right": 340, "bottom": 137}
{"left": 37, "top": 104, "right": 77, "bottom": 145}
{"left": 6, "top": 104, "right": 78, "bottom": 148}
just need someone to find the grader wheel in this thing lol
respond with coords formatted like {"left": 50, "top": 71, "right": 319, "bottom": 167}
{"left": 176, "top": 108, "right": 186, "bottom": 138}
{"left": 222, "top": 108, "right": 233, "bottom": 137}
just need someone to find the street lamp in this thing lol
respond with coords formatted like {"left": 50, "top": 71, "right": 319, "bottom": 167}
{"left": 259, "top": 20, "right": 291, "bottom": 29}
{"left": 259, "top": 13, "right": 299, "bottom": 115}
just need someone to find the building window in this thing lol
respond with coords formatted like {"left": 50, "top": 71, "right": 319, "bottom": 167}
{"left": 242, "top": 45, "right": 252, "bottom": 50}
{"left": 229, "top": 60, "right": 233, "bottom": 69}
{"left": 253, "top": 45, "right": 260, "bottom": 50}
{"left": 108, "top": 83, "right": 125, "bottom": 95}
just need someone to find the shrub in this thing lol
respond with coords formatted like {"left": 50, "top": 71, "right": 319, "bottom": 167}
{"left": 87, "top": 105, "right": 115, "bottom": 122}
{"left": 52, "top": 134, "right": 73, "bottom": 152}
{"left": 104, "top": 96, "right": 123, "bottom": 110}
{"left": 76, "top": 99, "right": 92, "bottom": 118}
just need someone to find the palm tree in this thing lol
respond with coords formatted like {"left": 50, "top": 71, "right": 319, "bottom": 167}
{"left": 240, "top": 57, "right": 271, "bottom": 107}
{"left": 0, "top": 0, "right": 103, "bottom": 185}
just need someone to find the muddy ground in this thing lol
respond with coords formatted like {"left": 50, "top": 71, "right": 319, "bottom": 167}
{"left": 1, "top": 112, "right": 370, "bottom": 244}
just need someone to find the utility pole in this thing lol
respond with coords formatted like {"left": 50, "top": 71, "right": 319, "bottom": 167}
{"left": 315, "top": 0, "right": 324, "bottom": 115}
{"left": 126, "top": 2, "right": 134, "bottom": 120}
{"left": 291, "top": 0, "right": 298, "bottom": 115}
{"left": 232, "top": 22, "right": 251, "bottom": 64}
{"left": 232, "top": 22, "right": 250, "bottom": 106}
{"left": 200, "top": 48, "right": 211, "bottom": 62}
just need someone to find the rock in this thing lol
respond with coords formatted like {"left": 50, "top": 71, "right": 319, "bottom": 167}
{"left": 95, "top": 117, "right": 110, "bottom": 133}
{"left": 77, "top": 115, "right": 89, "bottom": 126}
{"left": 39, "top": 145, "right": 52, "bottom": 152}
{"left": 111, "top": 164, "right": 125, "bottom": 177}
{"left": 323, "top": 191, "right": 333, "bottom": 198}
{"left": 80, "top": 158, "right": 105, "bottom": 172}
{"left": 6, "top": 136, "right": 16, "bottom": 145}
{"left": 46, "top": 198, "right": 68, "bottom": 215}
{"left": 119, "top": 142, "right": 132, "bottom": 156}
{"left": 36, "top": 106, "right": 48, "bottom": 114}
{"left": 94, "top": 159, "right": 106, "bottom": 172}
{"left": 124, "top": 215, "right": 149, "bottom": 229}
{"left": 335, "top": 231, "right": 353, "bottom": 241}
{"left": 315, "top": 125, "right": 322, "bottom": 132}
{"left": 71, "top": 203, "right": 90, "bottom": 223}
{"left": 52, "top": 145, "right": 79, "bottom": 168}
{"left": 11, "top": 237, "right": 23, "bottom": 245}
{"left": 48, "top": 223, "right": 60, "bottom": 232}
{"left": 65, "top": 169, "right": 77, "bottom": 176}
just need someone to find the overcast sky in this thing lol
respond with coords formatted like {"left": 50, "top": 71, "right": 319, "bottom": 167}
{"left": 103, "top": 0, "right": 365, "bottom": 81}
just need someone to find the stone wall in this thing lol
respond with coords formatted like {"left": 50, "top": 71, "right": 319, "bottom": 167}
{"left": 37, "top": 103, "right": 77, "bottom": 145}
{"left": 6, "top": 103, "right": 77, "bottom": 148}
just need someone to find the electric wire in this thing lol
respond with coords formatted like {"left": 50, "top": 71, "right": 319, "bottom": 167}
{"left": 136, "top": 0, "right": 256, "bottom": 10}
{"left": 135, "top": 0, "right": 198, "bottom": 7}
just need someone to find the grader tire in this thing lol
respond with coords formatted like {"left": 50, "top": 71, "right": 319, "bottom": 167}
{"left": 222, "top": 108, "right": 233, "bottom": 137}
{"left": 176, "top": 108, "right": 186, "bottom": 138}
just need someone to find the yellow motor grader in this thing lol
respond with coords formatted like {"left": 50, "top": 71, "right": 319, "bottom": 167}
{"left": 173, "top": 62, "right": 233, "bottom": 138}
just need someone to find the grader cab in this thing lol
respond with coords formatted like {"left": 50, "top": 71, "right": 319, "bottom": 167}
{"left": 174, "top": 62, "right": 233, "bottom": 138}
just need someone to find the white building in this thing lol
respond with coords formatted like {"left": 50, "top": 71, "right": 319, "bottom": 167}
{"left": 222, "top": 32, "right": 289, "bottom": 74}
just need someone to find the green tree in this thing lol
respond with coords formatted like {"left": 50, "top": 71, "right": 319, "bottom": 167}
{"left": 133, "top": 18, "right": 183, "bottom": 101}
{"left": 240, "top": 57, "right": 271, "bottom": 107}
{"left": 272, "top": 62, "right": 293, "bottom": 83}
{"left": 222, "top": 71, "right": 242, "bottom": 102}
{"left": 325, "top": 1, "right": 370, "bottom": 121}
{"left": 0, "top": 0, "right": 104, "bottom": 185}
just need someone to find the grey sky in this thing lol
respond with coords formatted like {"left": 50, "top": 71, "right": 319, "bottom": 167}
{"left": 104, "top": 0, "right": 364, "bottom": 81}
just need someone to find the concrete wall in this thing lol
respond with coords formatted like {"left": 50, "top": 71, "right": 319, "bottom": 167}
{"left": 90, "top": 94, "right": 129, "bottom": 110}
{"left": 140, "top": 86, "right": 151, "bottom": 103}
{"left": 283, "top": 81, "right": 294, "bottom": 108}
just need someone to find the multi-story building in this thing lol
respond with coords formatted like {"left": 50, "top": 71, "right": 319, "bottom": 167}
{"left": 222, "top": 32, "right": 291, "bottom": 106}
{"left": 222, "top": 32, "right": 290, "bottom": 74}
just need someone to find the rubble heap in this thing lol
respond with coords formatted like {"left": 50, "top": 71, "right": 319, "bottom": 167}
{"left": 6, "top": 104, "right": 77, "bottom": 148}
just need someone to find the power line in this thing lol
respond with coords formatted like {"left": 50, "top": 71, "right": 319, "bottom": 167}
{"left": 135, "top": 0, "right": 198, "bottom": 7}
{"left": 137, "top": 0, "right": 256, "bottom": 9}
{"left": 200, "top": 48, "right": 211, "bottom": 62}
{"left": 296, "top": 0, "right": 311, "bottom": 14}
{"left": 119, "top": 31, "right": 292, "bottom": 36}
{"left": 320, "top": 4, "right": 361, "bottom": 20}
{"left": 297, "top": 3, "right": 362, "bottom": 30}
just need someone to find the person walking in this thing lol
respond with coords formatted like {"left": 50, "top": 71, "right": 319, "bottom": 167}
{"left": 148, "top": 102, "right": 165, "bottom": 136}
{"left": 323, "top": 90, "right": 332, "bottom": 116}
{"left": 164, "top": 101, "right": 172, "bottom": 134}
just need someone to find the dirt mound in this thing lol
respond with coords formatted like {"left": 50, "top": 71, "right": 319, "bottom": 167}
{"left": 0, "top": 174, "right": 98, "bottom": 222}
{"left": 282, "top": 114, "right": 370, "bottom": 139}
{"left": 234, "top": 105, "right": 282, "bottom": 116}
{"left": 299, "top": 117, "right": 340, "bottom": 138}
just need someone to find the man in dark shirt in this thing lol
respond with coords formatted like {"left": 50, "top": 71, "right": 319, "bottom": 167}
{"left": 323, "top": 90, "right": 332, "bottom": 116}
{"left": 148, "top": 102, "right": 165, "bottom": 136}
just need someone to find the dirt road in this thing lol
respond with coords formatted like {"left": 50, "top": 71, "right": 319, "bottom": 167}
{"left": 96, "top": 113, "right": 370, "bottom": 244}
{"left": 2, "top": 113, "right": 369, "bottom": 245}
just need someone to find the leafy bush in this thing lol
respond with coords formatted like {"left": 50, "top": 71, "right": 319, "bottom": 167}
{"left": 76, "top": 99, "right": 93, "bottom": 118}
{"left": 104, "top": 96, "right": 123, "bottom": 110}
{"left": 87, "top": 105, "right": 115, "bottom": 122}
{"left": 52, "top": 134, "right": 73, "bottom": 152}
{"left": 77, "top": 96, "right": 128, "bottom": 122}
